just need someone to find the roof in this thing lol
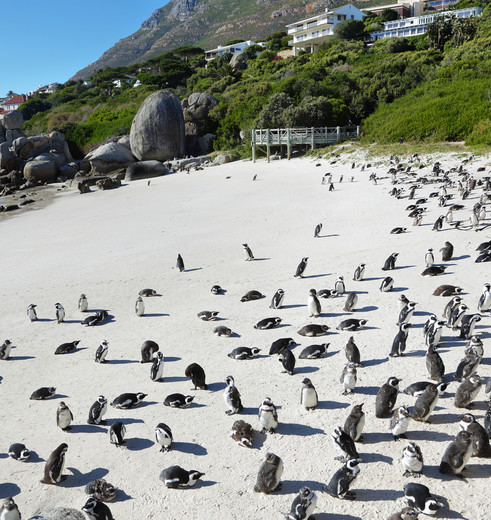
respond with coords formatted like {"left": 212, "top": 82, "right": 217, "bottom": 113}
{"left": 286, "top": 4, "right": 363, "bottom": 27}
{"left": 2, "top": 94, "right": 26, "bottom": 105}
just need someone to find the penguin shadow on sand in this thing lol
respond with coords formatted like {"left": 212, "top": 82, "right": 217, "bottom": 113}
{"left": 360, "top": 431, "right": 393, "bottom": 444}
{"left": 171, "top": 441, "right": 207, "bottom": 456}
{"left": 107, "top": 417, "right": 144, "bottom": 427}
{"left": 125, "top": 437, "right": 154, "bottom": 451}
{"left": 0, "top": 482, "right": 21, "bottom": 499}
{"left": 275, "top": 479, "right": 324, "bottom": 495}
{"left": 302, "top": 273, "right": 331, "bottom": 279}
{"left": 164, "top": 356, "right": 181, "bottom": 362}
{"left": 69, "top": 424, "right": 107, "bottom": 434}
{"left": 142, "top": 312, "right": 169, "bottom": 318}
{"left": 355, "top": 305, "right": 378, "bottom": 313}
{"left": 402, "top": 349, "right": 427, "bottom": 357}
{"left": 59, "top": 467, "right": 109, "bottom": 488}
{"left": 9, "top": 354, "right": 35, "bottom": 361}
{"left": 108, "top": 359, "right": 140, "bottom": 365}
{"left": 361, "top": 357, "right": 388, "bottom": 367}
{"left": 391, "top": 286, "right": 409, "bottom": 293}
{"left": 281, "top": 304, "right": 306, "bottom": 309}
{"left": 354, "top": 488, "right": 402, "bottom": 502}
{"left": 313, "top": 514, "right": 359, "bottom": 520}
{"left": 355, "top": 385, "right": 383, "bottom": 395}
{"left": 392, "top": 265, "right": 416, "bottom": 270}
{"left": 429, "top": 412, "right": 462, "bottom": 425}
{"left": 294, "top": 365, "right": 320, "bottom": 375}
{"left": 363, "top": 452, "right": 393, "bottom": 465}
{"left": 206, "top": 381, "right": 227, "bottom": 392}
{"left": 278, "top": 422, "right": 325, "bottom": 437}
{"left": 450, "top": 254, "right": 471, "bottom": 261}
{"left": 316, "top": 400, "right": 350, "bottom": 411}
{"left": 163, "top": 376, "right": 188, "bottom": 384}
{"left": 179, "top": 267, "right": 203, "bottom": 273}
{"left": 409, "top": 429, "right": 453, "bottom": 442}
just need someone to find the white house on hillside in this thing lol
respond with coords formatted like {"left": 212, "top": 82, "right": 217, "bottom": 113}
{"left": 287, "top": 4, "right": 366, "bottom": 56}
{"left": 205, "top": 40, "right": 265, "bottom": 61}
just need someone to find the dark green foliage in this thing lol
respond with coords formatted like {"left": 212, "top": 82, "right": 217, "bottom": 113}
{"left": 334, "top": 20, "right": 366, "bottom": 40}
{"left": 19, "top": 98, "right": 52, "bottom": 120}
{"left": 380, "top": 9, "right": 399, "bottom": 22}
{"left": 225, "top": 38, "right": 246, "bottom": 46}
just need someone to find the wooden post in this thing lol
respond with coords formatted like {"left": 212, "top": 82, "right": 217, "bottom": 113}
{"left": 252, "top": 129, "right": 256, "bottom": 163}
{"left": 324, "top": 127, "right": 328, "bottom": 146}
{"left": 337, "top": 126, "right": 341, "bottom": 143}
{"left": 311, "top": 127, "right": 315, "bottom": 150}
{"left": 266, "top": 128, "right": 271, "bottom": 163}
{"left": 287, "top": 128, "right": 291, "bottom": 160}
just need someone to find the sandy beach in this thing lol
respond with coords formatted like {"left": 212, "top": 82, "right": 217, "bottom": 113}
{"left": 1, "top": 148, "right": 490, "bottom": 519}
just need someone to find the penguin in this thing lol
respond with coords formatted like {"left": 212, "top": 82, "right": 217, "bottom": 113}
{"left": 176, "top": 254, "right": 185, "bottom": 272}
{"left": 403, "top": 381, "right": 447, "bottom": 397}
{"left": 228, "top": 347, "right": 261, "bottom": 360}
{"left": 270, "top": 289, "right": 285, "bottom": 309}
{"left": 317, "top": 289, "right": 336, "bottom": 299}
{"left": 300, "top": 378, "right": 318, "bottom": 410}
{"left": 185, "top": 363, "right": 207, "bottom": 390}
{"left": 0, "top": 339, "right": 12, "bottom": 360}
{"left": 41, "top": 443, "right": 68, "bottom": 484}
{"left": 353, "top": 264, "right": 365, "bottom": 281}
{"left": 424, "top": 249, "right": 434, "bottom": 267}
{"left": 423, "top": 314, "right": 437, "bottom": 337}
{"left": 87, "top": 395, "right": 107, "bottom": 425}
{"left": 413, "top": 214, "right": 422, "bottom": 226}
{"left": 0, "top": 498, "right": 21, "bottom": 520}
{"left": 294, "top": 257, "right": 308, "bottom": 278}
{"left": 297, "top": 324, "right": 329, "bottom": 337}
{"left": 8, "top": 443, "right": 31, "bottom": 461}
{"left": 476, "top": 250, "right": 491, "bottom": 263}
{"left": 459, "top": 413, "right": 489, "bottom": 457}
{"left": 486, "top": 378, "right": 491, "bottom": 401}
{"left": 484, "top": 402, "right": 491, "bottom": 438}
{"left": 258, "top": 397, "right": 278, "bottom": 433}
{"left": 459, "top": 314, "right": 481, "bottom": 339}
{"left": 440, "top": 241, "right": 454, "bottom": 262}
{"left": 254, "top": 453, "right": 283, "bottom": 493}
{"left": 269, "top": 338, "right": 296, "bottom": 355}
{"left": 242, "top": 243, "right": 254, "bottom": 261}
{"left": 56, "top": 401, "right": 73, "bottom": 431}
{"left": 139, "top": 288, "right": 158, "bottom": 297}
{"left": 110, "top": 392, "right": 147, "bottom": 409}
{"left": 150, "top": 351, "right": 164, "bottom": 381}
{"left": 78, "top": 294, "right": 88, "bottom": 313}
{"left": 211, "top": 285, "right": 223, "bottom": 295}
{"left": 454, "top": 373, "right": 482, "bottom": 408}
{"left": 307, "top": 289, "right": 321, "bottom": 317}
{"left": 279, "top": 349, "right": 296, "bottom": 375}
{"left": 214, "top": 325, "right": 232, "bottom": 336}
{"left": 401, "top": 442, "right": 424, "bottom": 477}
{"left": 141, "top": 340, "right": 159, "bottom": 363}
{"left": 223, "top": 375, "right": 243, "bottom": 415}
{"left": 159, "top": 466, "right": 204, "bottom": 488}
{"left": 397, "top": 301, "right": 417, "bottom": 326}
{"left": 314, "top": 223, "right": 322, "bottom": 237}
{"left": 230, "top": 420, "right": 253, "bottom": 448}
{"left": 84, "top": 479, "right": 116, "bottom": 503}
{"left": 477, "top": 283, "right": 491, "bottom": 312}
{"left": 95, "top": 340, "right": 109, "bottom": 363}
{"left": 164, "top": 393, "right": 194, "bottom": 408}
{"left": 299, "top": 343, "right": 329, "bottom": 359}
{"left": 197, "top": 310, "right": 219, "bottom": 321}
{"left": 382, "top": 252, "right": 399, "bottom": 271}
{"left": 81, "top": 496, "right": 114, "bottom": 520}
{"left": 282, "top": 486, "right": 317, "bottom": 520}
{"left": 432, "top": 285, "right": 462, "bottom": 296}
{"left": 388, "top": 507, "right": 419, "bottom": 520}
{"left": 404, "top": 483, "right": 443, "bottom": 515}
{"left": 332, "top": 426, "right": 359, "bottom": 461}
{"left": 425, "top": 321, "right": 445, "bottom": 348}
{"left": 334, "top": 276, "right": 345, "bottom": 296}
{"left": 322, "top": 458, "right": 360, "bottom": 500}
{"left": 155, "top": 423, "right": 173, "bottom": 452}
{"left": 447, "top": 303, "right": 468, "bottom": 330}
{"left": 109, "top": 421, "right": 126, "bottom": 447}
{"left": 375, "top": 377, "right": 401, "bottom": 418}
{"left": 30, "top": 387, "right": 56, "bottom": 400}
{"left": 241, "top": 290, "right": 263, "bottom": 302}
{"left": 390, "top": 227, "right": 407, "bottom": 234}
{"left": 426, "top": 345, "right": 445, "bottom": 383}
{"left": 344, "top": 292, "right": 358, "bottom": 312}
{"left": 439, "top": 430, "right": 473, "bottom": 478}
{"left": 443, "top": 296, "right": 461, "bottom": 321}
{"left": 254, "top": 317, "right": 281, "bottom": 330}
{"left": 54, "top": 340, "right": 80, "bottom": 355}
{"left": 55, "top": 303, "right": 65, "bottom": 323}
{"left": 465, "top": 336, "right": 484, "bottom": 361}
{"left": 421, "top": 265, "right": 447, "bottom": 276}
{"left": 135, "top": 296, "right": 145, "bottom": 317}
{"left": 344, "top": 404, "right": 365, "bottom": 442}
{"left": 398, "top": 294, "right": 410, "bottom": 312}
{"left": 432, "top": 215, "right": 444, "bottom": 231}
{"left": 81, "top": 310, "right": 108, "bottom": 326}
{"left": 340, "top": 363, "right": 357, "bottom": 395}
{"left": 412, "top": 383, "right": 439, "bottom": 422}
{"left": 336, "top": 319, "right": 367, "bottom": 332}
{"left": 27, "top": 303, "right": 37, "bottom": 321}
{"left": 380, "top": 276, "right": 394, "bottom": 292}
{"left": 344, "top": 336, "right": 361, "bottom": 365}
{"left": 390, "top": 405, "right": 411, "bottom": 440}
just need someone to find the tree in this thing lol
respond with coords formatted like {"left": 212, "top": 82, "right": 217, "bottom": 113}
{"left": 254, "top": 93, "right": 295, "bottom": 128}
{"left": 333, "top": 20, "right": 366, "bottom": 40}
{"left": 226, "top": 38, "right": 246, "bottom": 46}
{"left": 18, "top": 98, "right": 52, "bottom": 120}
{"left": 380, "top": 9, "right": 399, "bottom": 22}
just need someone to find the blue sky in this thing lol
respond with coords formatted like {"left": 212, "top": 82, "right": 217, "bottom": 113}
{"left": 1, "top": 1, "right": 169, "bottom": 98}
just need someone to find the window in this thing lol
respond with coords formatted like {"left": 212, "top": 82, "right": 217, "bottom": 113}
{"left": 351, "top": 15, "right": 354, "bottom": 19}
{"left": 312, "top": 31, "right": 319, "bottom": 38}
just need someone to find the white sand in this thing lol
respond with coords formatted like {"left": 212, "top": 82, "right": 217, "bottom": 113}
{"left": 1, "top": 149, "right": 490, "bottom": 519}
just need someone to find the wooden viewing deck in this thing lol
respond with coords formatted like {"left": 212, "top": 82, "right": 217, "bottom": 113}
{"left": 252, "top": 126, "right": 360, "bottom": 162}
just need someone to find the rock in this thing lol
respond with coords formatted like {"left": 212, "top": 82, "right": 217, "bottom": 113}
{"left": 213, "top": 154, "right": 232, "bottom": 165}
{"left": 198, "top": 134, "right": 215, "bottom": 155}
{"left": 182, "top": 92, "right": 218, "bottom": 138}
{"left": 49, "top": 131, "right": 73, "bottom": 163}
{"left": 23, "top": 154, "right": 59, "bottom": 182}
{"left": 82, "top": 142, "right": 136, "bottom": 175}
{"left": 96, "top": 177, "right": 122, "bottom": 190}
{"left": 12, "top": 137, "right": 27, "bottom": 155}
{"left": 28, "top": 507, "right": 87, "bottom": 519}
{"left": 2, "top": 110, "right": 24, "bottom": 130}
{"left": 0, "top": 142, "right": 15, "bottom": 169}
{"left": 59, "top": 162, "right": 79, "bottom": 178}
{"left": 118, "top": 135, "right": 131, "bottom": 150}
{"left": 19, "top": 140, "right": 35, "bottom": 160}
{"left": 230, "top": 52, "right": 248, "bottom": 71}
{"left": 0, "top": 125, "right": 5, "bottom": 144}
{"left": 130, "top": 89, "right": 185, "bottom": 161}
{"left": 125, "top": 160, "right": 168, "bottom": 181}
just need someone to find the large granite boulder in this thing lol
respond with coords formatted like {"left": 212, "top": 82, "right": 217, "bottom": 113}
{"left": 23, "top": 153, "right": 59, "bottom": 182}
{"left": 182, "top": 92, "right": 218, "bottom": 137}
{"left": 0, "top": 142, "right": 15, "bottom": 170}
{"left": 81, "top": 142, "right": 136, "bottom": 174}
{"left": 230, "top": 52, "right": 248, "bottom": 71}
{"left": 130, "top": 90, "right": 185, "bottom": 161}
{"left": 118, "top": 135, "right": 131, "bottom": 150}
{"left": 125, "top": 160, "right": 169, "bottom": 181}
{"left": 28, "top": 507, "right": 87, "bottom": 519}
{"left": 2, "top": 110, "right": 24, "bottom": 130}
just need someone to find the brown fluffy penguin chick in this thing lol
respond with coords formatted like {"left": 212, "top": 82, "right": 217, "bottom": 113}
{"left": 412, "top": 383, "right": 439, "bottom": 422}
{"left": 388, "top": 507, "right": 419, "bottom": 520}
{"left": 230, "top": 420, "right": 253, "bottom": 448}
{"left": 253, "top": 453, "right": 283, "bottom": 493}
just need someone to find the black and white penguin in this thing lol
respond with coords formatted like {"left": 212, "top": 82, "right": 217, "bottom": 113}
{"left": 375, "top": 377, "right": 401, "bottom": 418}
{"left": 299, "top": 343, "right": 329, "bottom": 359}
{"left": 433, "top": 284, "right": 462, "bottom": 296}
{"left": 294, "top": 257, "right": 308, "bottom": 278}
{"left": 95, "top": 340, "right": 109, "bottom": 363}
{"left": 197, "top": 310, "right": 219, "bottom": 321}
{"left": 241, "top": 290, "right": 263, "bottom": 302}
{"left": 0, "top": 497, "right": 21, "bottom": 520}
{"left": 484, "top": 402, "right": 491, "bottom": 438}
{"left": 332, "top": 426, "right": 359, "bottom": 461}
{"left": 0, "top": 339, "right": 12, "bottom": 360}
{"left": 81, "top": 310, "right": 108, "bottom": 326}
{"left": 421, "top": 265, "right": 447, "bottom": 276}
{"left": 337, "top": 319, "right": 367, "bottom": 332}
{"left": 465, "top": 336, "right": 484, "bottom": 361}
{"left": 439, "top": 430, "right": 473, "bottom": 477}
{"left": 254, "top": 453, "right": 283, "bottom": 493}
{"left": 230, "top": 420, "right": 253, "bottom": 448}
{"left": 353, "top": 264, "right": 365, "bottom": 281}
{"left": 390, "top": 227, "right": 407, "bottom": 234}
{"left": 282, "top": 486, "right": 317, "bottom": 520}
{"left": 314, "top": 223, "right": 322, "bottom": 238}
{"left": 176, "top": 254, "right": 185, "bottom": 272}
{"left": 254, "top": 317, "right": 282, "bottom": 330}
{"left": 109, "top": 421, "right": 126, "bottom": 447}
{"left": 344, "top": 404, "right": 365, "bottom": 442}
{"left": 139, "top": 288, "right": 158, "bottom": 297}
{"left": 317, "top": 289, "right": 336, "bottom": 299}
{"left": 340, "top": 363, "right": 357, "bottom": 395}
{"left": 110, "top": 392, "right": 147, "bottom": 409}
{"left": 401, "top": 442, "right": 423, "bottom": 477}
{"left": 334, "top": 276, "right": 345, "bottom": 296}
{"left": 404, "top": 483, "right": 443, "bottom": 515}
{"left": 150, "top": 351, "right": 164, "bottom": 381}
{"left": 211, "top": 285, "right": 223, "bottom": 295}
{"left": 155, "top": 423, "right": 173, "bottom": 452}
{"left": 390, "top": 323, "right": 410, "bottom": 358}
{"left": 164, "top": 393, "right": 194, "bottom": 408}
{"left": 425, "top": 320, "right": 445, "bottom": 348}
{"left": 279, "top": 349, "right": 296, "bottom": 375}
{"left": 54, "top": 340, "right": 80, "bottom": 355}
{"left": 454, "top": 373, "right": 482, "bottom": 408}
{"left": 26, "top": 303, "right": 37, "bottom": 321}
{"left": 228, "top": 347, "right": 261, "bottom": 360}
{"left": 382, "top": 252, "right": 399, "bottom": 271}
{"left": 141, "top": 340, "right": 159, "bottom": 363}
{"left": 270, "top": 289, "right": 285, "bottom": 309}
{"left": 258, "top": 397, "right": 278, "bottom": 433}
{"left": 160, "top": 466, "right": 204, "bottom": 488}
{"left": 297, "top": 324, "right": 330, "bottom": 337}
{"left": 135, "top": 296, "right": 145, "bottom": 317}
{"left": 344, "top": 292, "right": 358, "bottom": 312}
{"left": 242, "top": 243, "right": 254, "bottom": 261}
{"left": 403, "top": 381, "right": 446, "bottom": 397}
{"left": 78, "top": 293, "right": 88, "bottom": 312}
{"left": 424, "top": 249, "right": 434, "bottom": 267}
{"left": 308, "top": 289, "right": 321, "bottom": 318}
{"left": 424, "top": 316, "right": 437, "bottom": 338}
{"left": 30, "top": 387, "right": 56, "bottom": 400}
{"left": 448, "top": 303, "right": 468, "bottom": 330}
{"left": 224, "top": 375, "right": 243, "bottom": 415}
{"left": 440, "top": 241, "right": 454, "bottom": 262}
{"left": 443, "top": 295, "right": 462, "bottom": 321}
{"left": 388, "top": 507, "right": 419, "bottom": 520}
{"left": 82, "top": 496, "right": 114, "bottom": 520}
{"left": 323, "top": 458, "right": 360, "bottom": 500}
{"left": 398, "top": 301, "right": 416, "bottom": 326}
{"left": 432, "top": 215, "right": 445, "bottom": 231}
{"left": 87, "top": 395, "right": 107, "bottom": 425}
{"left": 390, "top": 405, "right": 411, "bottom": 440}
{"left": 459, "top": 314, "right": 481, "bottom": 340}
{"left": 344, "top": 337, "right": 361, "bottom": 365}
{"left": 380, "top": 276, "right": 394, "bottom": 292}
{"left": 41, "top": 443, "right": 68, "bottom": 484}
{"left": 412, "top": 383, "right": 439, "bottom": 422}
{"left": 398, "top": 294, "right": 410, "bottom": 312}
{"left": 300, "top": 378, "right": 318, "bottom": 410}
{"left": 56, "top": 401, "right": 73, "bottom": 431}
{"left": 55, "top": 303, "right": 65, "bottom": 323}
{"left": 459, "top": 413, "right": 489, "bottom": 457}
{"left": 8, "top": 443, "right": 31, "bottom": 461}
{"left": 426, "top": 345, "right": 445, "bottom": 383}
{"left": 269, "top": 338, "right": 296, "bottom": 355}
{"left": 214, "top": 325, "right": 232, "bottom": 337}
{"left": 185, "top": 363, "right": 207, "bottom": 390}
{"left": 478, "top": 283, "right": 491, "bottom": 312}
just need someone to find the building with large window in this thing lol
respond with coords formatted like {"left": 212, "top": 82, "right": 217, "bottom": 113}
{"left": 205, "top": 40, "right": 265, "bottom": 61}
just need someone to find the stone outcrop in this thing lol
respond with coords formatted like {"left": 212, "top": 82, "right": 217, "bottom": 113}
{"left": 2, "top": 110, "right": 24, "bottom": 130}
{"left": 125, "top": 160, "right": 169, "bottom": 181}
{"left": 81, "top": 142, "right": 136, "bottom": 174}
{"left": 181, "top": 92, "right": 218, "bottom": 156}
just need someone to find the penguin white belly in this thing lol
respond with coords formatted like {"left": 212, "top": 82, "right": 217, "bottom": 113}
{"left": 455, "top": 445, "right": 473, "bottom": 473}
{"left": 259, "top": 411, "right": 277, "bottom": 431}
{"left": 308, "top": 298, "right": 320, "bottom": 317}
{"left": 155, "top": 361, "right": 164, "bottom": 380}
{"left": 58, "top": 410, "right": 72, "bottom": 429}
{"left": 392, "top": 417, "right": 410, "bottom": 436}
{"left": 354, "top": 414, "right": 365, "bottom": 441}
{"left": 302, "top": 388, "right": 318, "bottom": 409}
{"left": 136, "top": 302, "right": 145, "bottom": 316}
{"left": 402, "top": 453, "right": 422, "bottom": 472}
{"left": 79, "top": 300, "right": 88, "bottom": 312}
{"left": 1, "top": 509, "right": 21, "bottom": 520}
{"left": 304, "top": 495, "right": 317, "bottom": 517}
{"left": 422, "top": 396, "right": 439, "bottom": 421}
{"left": 1, "top": 344, "right": 12, "bottom": 359}
{"left": 156, "top": 431, "right": 171, "bottom": 447}
{"left": 343, "top": 374, "right": 356, "bottom": 392}
{"left": 273, "top": 460, "right": 284, "bottom": 488}
{"left": 57, "top": 309, "right": 65, "bottom": 321}
{"left": 480, "top": 293, "right": 491, "bottom": 311}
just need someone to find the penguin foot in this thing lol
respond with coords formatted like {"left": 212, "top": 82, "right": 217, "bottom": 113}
{"left": 413, "top": 472, "right": 422, "bottom": 478}
{"left": 403, "top": 471, "right": 410, "bottom": 477}
{"left": 225, "top": 410, "right": 234, "bottom": 415}
{"left": 343, "top": 491, "right": 356, "bottom": 500}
